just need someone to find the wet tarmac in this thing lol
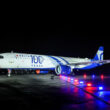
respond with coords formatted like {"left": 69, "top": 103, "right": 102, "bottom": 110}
{"left": 0, "top": 74, "right": 110, "bottom": 110}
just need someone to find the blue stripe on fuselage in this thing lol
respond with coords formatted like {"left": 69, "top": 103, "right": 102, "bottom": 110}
{"left": 58, "top": 57, "right": 69, "bottom": 65}
{"left": 48, "top": 56, "right": 63, "bottom": 65}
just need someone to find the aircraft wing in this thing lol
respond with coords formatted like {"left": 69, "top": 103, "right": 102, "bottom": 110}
{"left": 67, "top": 60, "right": 110, "bottom": 66}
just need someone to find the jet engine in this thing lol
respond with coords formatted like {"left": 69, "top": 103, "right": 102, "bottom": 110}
{"left": 55, "top": 65, "right": 72, "bottom": 75}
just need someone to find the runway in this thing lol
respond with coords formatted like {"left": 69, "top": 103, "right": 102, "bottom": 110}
{"left": 0, "top": 74, "right": 110, "bottom": 110}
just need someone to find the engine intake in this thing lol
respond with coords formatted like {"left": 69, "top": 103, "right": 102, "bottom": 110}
{"left": 55, "top": 65, "right": 72, "bottom": 75}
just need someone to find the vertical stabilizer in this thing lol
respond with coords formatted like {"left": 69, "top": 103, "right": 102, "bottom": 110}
{"left": 93, "top": 46, "right": 104, "bottom": 61}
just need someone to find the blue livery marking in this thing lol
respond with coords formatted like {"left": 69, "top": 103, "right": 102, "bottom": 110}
{"left": 58, "top": 57, "right": 69, "bottom": 64}
{"left": 31, "top": 56, "right": 44, "bottom": 64}
{"left": 99, "top": 46, "right": 104, "bottom": 51}
{"left": 93, "top": 46, "right": 104, "bottom": 61}
{"left": 100, "top": 53, "right": 103, "bottom": 61}
{"left": 48, "top": 56, "right": 63, "bottom": 65}
{"left": 94, "top": 54, "right": 99, "bottom": 61}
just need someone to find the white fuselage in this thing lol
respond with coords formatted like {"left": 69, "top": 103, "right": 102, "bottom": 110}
{"left": 0, "top": 53, "right": 90, "bottom": 70}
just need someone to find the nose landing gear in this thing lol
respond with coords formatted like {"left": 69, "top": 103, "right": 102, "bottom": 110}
{"left": 8, "top": 69, "right": 11, "bottom": 77}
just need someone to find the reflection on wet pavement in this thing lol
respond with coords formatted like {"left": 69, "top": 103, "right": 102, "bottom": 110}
{"left": 60, "top": 74, "right": 110, "bottom": 105}
{"left": 0, "top": 74, "right": 110, "bottom": 110}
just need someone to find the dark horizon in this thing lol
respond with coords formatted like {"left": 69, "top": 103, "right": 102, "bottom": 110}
{"left": 0, "top": 26, "right": 110, "bottom": 59}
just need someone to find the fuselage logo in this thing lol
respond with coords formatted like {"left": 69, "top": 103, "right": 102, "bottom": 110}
{"left": 31, "top": 56, "right": 44, "bottom": 64}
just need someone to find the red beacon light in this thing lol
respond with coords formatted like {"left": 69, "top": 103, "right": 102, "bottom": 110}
{"left": 87, "top": 83, "right": 92, "bottom": 87}
{"left": 74, "top": 79, "right": 79, "bottom": 85}
{"left": 59, "top": 75, "right": 62, "bottom": 78}
{"left": 84, "top": 74, "right": 87, "bottom": 78}
{"left": 68, "top": 77, "right": 71, "bottom": 80}
{"left": 74, "top": 79, "right": 78, "bottom": 82}
{"left": 101, "top": 74, "right": 104, "bottom": 79}
{"left": 67, "top": 77, "right": 71, "bottom": 82}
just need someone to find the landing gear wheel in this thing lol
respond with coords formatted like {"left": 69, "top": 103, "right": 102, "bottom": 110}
{"left": 8, "top": 69, "right": 11, "bottom": 77}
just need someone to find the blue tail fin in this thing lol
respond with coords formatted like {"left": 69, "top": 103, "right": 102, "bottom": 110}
{"left": 93, "top": 46, "right": 104, "bottom": 61}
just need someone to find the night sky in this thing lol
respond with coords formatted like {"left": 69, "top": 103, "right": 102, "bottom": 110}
{"left": 0, "top": 24, "right": 110, "bottom": 59}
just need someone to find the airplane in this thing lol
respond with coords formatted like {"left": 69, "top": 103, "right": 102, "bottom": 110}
{"left": 0, "top": 46, "right": 110, "bottom": 77}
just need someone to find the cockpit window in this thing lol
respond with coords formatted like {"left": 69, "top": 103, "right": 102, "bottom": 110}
{"left": 0, "top": 55, "right": 4, "bottom": 59}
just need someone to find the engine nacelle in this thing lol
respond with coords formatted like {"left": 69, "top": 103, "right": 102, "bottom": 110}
{"left": 55, "top": 65, "right": 72, "bottom": 75}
